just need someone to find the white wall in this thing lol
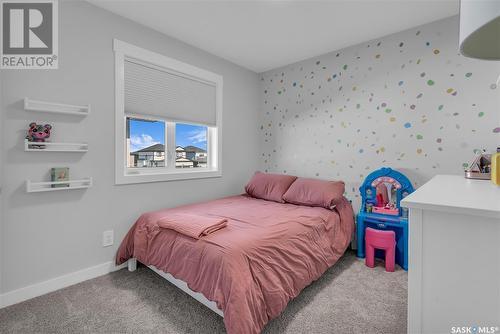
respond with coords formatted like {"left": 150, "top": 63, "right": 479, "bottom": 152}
{"left": 0, "top": 1, "right": 260, "bottom": 294}
{"left": 259, "top": 16, "right": 500, "bottom": 208}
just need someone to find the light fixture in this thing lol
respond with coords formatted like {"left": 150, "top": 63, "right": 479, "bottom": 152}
{"left": 459, "top": 0, "right": 500, "bottom": 60}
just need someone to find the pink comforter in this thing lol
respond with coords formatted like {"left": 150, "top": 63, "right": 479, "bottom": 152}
{"left": 116, "top": 195, "right": 354, "bottom": 334}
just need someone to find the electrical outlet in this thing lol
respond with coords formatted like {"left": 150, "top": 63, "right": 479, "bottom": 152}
{"left": 102, "top": 230, "right": 114, "bottom": 247}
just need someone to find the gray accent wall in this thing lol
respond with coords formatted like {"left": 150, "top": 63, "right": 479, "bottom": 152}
{"left": 259, "top": 16, "right": 500, "bottom": 209}
{"left": 0, "top": 1, "right": 260, "bottom": 293}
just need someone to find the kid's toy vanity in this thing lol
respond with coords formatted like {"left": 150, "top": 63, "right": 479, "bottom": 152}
{"left": 356, "top": 167, "right": 414, "bottom": 270}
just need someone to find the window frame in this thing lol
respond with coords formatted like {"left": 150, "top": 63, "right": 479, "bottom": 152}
{"left": 114, "top": 39, "right": 222, "bottom": 184}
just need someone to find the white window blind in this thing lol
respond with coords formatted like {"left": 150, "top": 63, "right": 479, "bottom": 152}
{"left": 124, "top": 58, "right": 217, "bottom": 126}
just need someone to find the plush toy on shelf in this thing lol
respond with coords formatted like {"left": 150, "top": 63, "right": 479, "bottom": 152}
{"left": 26, "top": 122, "right": 52, "bottom": 149}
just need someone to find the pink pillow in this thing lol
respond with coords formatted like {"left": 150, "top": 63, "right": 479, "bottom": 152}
{"left": 245, "top": 172, "right": 297, "bottom": 203}
{"left": 283, "top": 177, "right": 345, "bottom": 209}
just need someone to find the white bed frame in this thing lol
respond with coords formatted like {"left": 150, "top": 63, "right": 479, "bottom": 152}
{"left": 127, "top": 258, "right": 224, "bottom": 317}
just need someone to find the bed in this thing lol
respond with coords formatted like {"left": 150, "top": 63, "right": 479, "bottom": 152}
{"left": 116, "top": 179, "right": 354, "bottom": 334}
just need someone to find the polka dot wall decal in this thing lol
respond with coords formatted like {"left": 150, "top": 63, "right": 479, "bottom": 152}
{"left": 259, "top": 22, "right": 496, "bottom": 189}
{"left": 491, "top": 83, "right": 498, "bottom": 90}
{"left": 493, "top": 127, "right": 500, "bottom": 133}
{"left": 420, "top": 72, "right": 426, "bottom": 77}
{"left": 343, "top": 64, "right": 348, "bottom": 70}
{"left": 465, "top": 72, "right": 472, "bottom": 78}
{"left": 426, "top": 42, "right": 430, "bottom": 46}
{"left": 316, "top": 61, "right": 320, "bottom": 65}
{"left": 478, "top": 112, "right": 485, "bottom": 117}
{"left": 416, "top": 30, "right": 421, "bottom": 35}
{"left": 375, "top": 54, "right": 381, "bottom": 59}
{"left": 433, "top": 49, "right": 440, "bottom": 54}
{"left": 385, "top": 108, "right": 392, "bottom": 113}
{"left": 417, "top": 93, "right": 423, "bottom": 99}
{"left": 416, "top": 134, "right": 423, "bottom": 140}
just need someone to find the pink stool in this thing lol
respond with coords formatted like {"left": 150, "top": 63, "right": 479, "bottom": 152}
{"left": 365, "top": 227, "right": 396, "bottom": 272}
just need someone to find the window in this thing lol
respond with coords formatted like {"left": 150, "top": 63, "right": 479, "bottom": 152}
{"left": 176, "top": 123, "right": 208, "bottom": 169}
{"left": 114, "top": 40, "right": 222, "bottom": 184}
{"left": 127, "top": 117, "right": 165, "bottom": 168}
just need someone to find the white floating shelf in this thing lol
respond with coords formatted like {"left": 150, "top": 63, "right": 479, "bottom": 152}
{"left": 24, "top": 97, "right": 90, "bottom": 116}
{"left": 24, "top": 139, "right": 88, "bottom": 152}
{"left": 26, "top": 178, "right": 93, "bottom": 193}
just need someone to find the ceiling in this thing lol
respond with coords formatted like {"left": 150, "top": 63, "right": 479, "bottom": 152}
{"left": 89, "top": 0, "right": 459, "bottom": 73}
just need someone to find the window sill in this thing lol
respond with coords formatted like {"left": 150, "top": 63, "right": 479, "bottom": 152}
{"left": 115, "top": 169, "right": 221, "bottom": 185}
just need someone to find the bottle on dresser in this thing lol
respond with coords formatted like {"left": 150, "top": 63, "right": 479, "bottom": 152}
{"left": 491, "top": 147, "right": 500, "bottom": 185}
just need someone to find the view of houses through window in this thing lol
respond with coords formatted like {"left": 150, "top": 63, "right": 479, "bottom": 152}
{"left": 175, "top": 123, "right": 208, "bottom": 168}
{"left": 126, "top": 117, "right": 208, "bottom": 169}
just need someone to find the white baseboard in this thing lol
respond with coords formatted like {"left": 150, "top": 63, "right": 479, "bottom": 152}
{"left": 0, "top": 261, "right": 127, "bottom": 309}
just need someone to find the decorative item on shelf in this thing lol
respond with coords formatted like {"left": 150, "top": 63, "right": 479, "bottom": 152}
{"left": 50, "top": 167, "right": 69, "bottom": 188}
{"left": 26, "top": 122, "right": 52, "bottom": 149}
{"left": 464, "top": 149, "right": 491, "bottom": 180}
{"left": 356, "top": 167, "right": 414, "bottom": 271}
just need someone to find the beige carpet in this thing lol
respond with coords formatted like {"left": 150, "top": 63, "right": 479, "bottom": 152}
{"left": 0, "top": 251, "right": 407, "bottom": 334}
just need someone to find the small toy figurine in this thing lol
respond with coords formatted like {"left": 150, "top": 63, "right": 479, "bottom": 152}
{"left": 26, "top": 122, "right": 52, "bottom": 149}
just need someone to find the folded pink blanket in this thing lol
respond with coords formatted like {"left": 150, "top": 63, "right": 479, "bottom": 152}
{"left": 157, "top": 213, "right": 228, "bottom": 239}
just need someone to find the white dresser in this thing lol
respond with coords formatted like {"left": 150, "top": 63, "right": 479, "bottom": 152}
{"left": 401, "top": 175, "right": 500, "bottom": 334}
